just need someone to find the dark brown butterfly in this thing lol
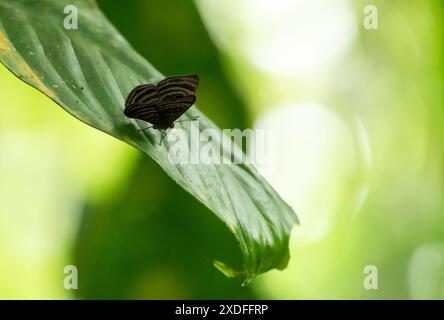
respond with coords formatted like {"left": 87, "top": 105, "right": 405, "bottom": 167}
{"left": 124, "top": 74, "right": 199, "bottom": 144}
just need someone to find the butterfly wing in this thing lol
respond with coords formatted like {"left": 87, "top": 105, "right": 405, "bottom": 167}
{"left": 124, "top": 84, "right": 157, "bottom": 117}
{"left": 156, "top": 75, "right": 199, "bottom": 125}
{"left": 124, "top": 84, "right": 165, "bottom": 126}
{"left": 157, "top": 74, "right": 199, "bottom": 99}
{"left": 124, "top": 75, "right": 199, "bottom": 129}
{"left": 156, "top": 95, "right": 196, "bottom": 127}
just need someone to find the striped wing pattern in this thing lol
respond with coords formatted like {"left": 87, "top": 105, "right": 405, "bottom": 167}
{"left": 124, "top": 75, "right": 198, "bottom": 129}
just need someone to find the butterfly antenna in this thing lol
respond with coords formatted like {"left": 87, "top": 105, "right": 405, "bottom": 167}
{"left": 176, "top": 116, "right": 199, "bottom": 123}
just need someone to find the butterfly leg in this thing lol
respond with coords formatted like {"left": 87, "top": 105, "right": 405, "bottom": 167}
{"left": 138, "top": 125, "right": 153, "bottom": 131}
{"left": 159, "top": 130, "right": 168, "bottom": 146}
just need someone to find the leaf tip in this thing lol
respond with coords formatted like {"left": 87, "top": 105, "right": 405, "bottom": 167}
{"left": 213, "top": 260, "right": 255, "bottom": 286}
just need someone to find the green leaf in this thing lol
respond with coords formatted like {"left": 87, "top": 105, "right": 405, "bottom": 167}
{"left": 0, "top": 0, "right": 298, "bottom": 284}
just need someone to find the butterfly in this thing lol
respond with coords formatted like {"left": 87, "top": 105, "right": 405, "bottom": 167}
{"left": 124, "top": 74, "right": 199, "bottom": 145}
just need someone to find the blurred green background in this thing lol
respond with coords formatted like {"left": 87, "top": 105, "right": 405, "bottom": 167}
{"left": 0, "top": 0, "right": 443, "bottom": 299}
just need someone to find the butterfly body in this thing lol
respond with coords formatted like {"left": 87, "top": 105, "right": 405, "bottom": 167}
{"left": 124, "top": 75, "right": 199, "bottom": 131}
